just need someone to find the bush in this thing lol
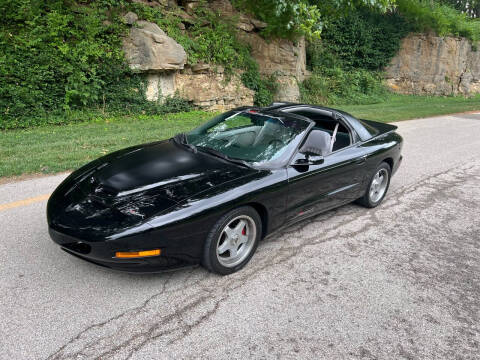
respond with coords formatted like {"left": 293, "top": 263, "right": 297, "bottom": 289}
{"left": 241, "top": 62, "right": 278, "bottom": 106}
{"left": 0, "top": 94, "right": 193, "bottom": 130}
{"left": 300, "top": 68, "right": 388, "bottom": 105}
{"left": 309, "top": 9, "right": 411, "bottom": 71}
{"left": 397, "top": 0, "right": 480, "bottom": 42}
{"left": 0, "top": 1, "right": 144, "bottom": 128}
{"left": 301, "top": 8, "right": 404, "bottom": 106}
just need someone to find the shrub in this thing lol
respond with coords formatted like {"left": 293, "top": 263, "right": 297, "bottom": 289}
{"left": 0, "top": 94, "right": 193, "bottom": 130}
{"left": 309, "top": 9, "right": 411, "bottom": 71}
{"left": 300, "top": 68, "right": 388, "bottom": 105}
{"left": 396, "top": 0, "right": 480, "bottom": 42}
{"left": 301, "top": 8, "right": 404, "bottom": 106}
{"left": 241, "top": 62, "right": 278, "bottom": 106}
{"left": 0, "top": 1, "right": 142, "bottom": 128}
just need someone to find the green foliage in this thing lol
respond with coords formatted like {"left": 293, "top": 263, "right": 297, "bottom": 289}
{"left": 397, "top": 0, "right": 480, "bottom": 42}
{"left": 301, "top": 9, "right": 408, "bottom": 106}
{"left": 233, "top": 0, "right": 480, "bottom": 42}
{"left": 311, "top": 9, "right": 411, "bottom": 71}
{"left": 440, "top": 0, "right": 480, "bottom": 18}
{"left": 1, "top": 1, "right": 129, "bottom": 127}
{"left": 0, "top": 0, "right": 194, "bottom": 130}
{"left": 241, "top": 63, "right": 279, "bottom": 106}
{"left": 300, "top": 68, "right": 388, "bottom": 105}
{"left": 0, "top": 94, "right": 193, "bottom": 130}
{"left": 232, "top": 0, "right": 396, "bottom": 39}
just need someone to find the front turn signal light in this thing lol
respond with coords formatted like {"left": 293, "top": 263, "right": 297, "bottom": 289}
{"left": 115, "top": 249, "right": 161, "bottom": 258}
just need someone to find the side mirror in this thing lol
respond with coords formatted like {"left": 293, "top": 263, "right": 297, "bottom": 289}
{"left": 299, "top": 130, "right": 330, "bottom": 157}
{"left": 293, "top": 155, "right": 324, "bottom": 167}
{"left": 299, "top": 147, "right": 322, "bottom": 157}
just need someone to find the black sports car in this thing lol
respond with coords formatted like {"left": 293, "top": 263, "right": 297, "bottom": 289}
{"left": 47, "top": 103, "right": 403, "bottom": 275}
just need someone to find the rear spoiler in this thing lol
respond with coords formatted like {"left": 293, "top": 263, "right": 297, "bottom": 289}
{"left": 360, "top": 119, "right": 397, "bottom": 136}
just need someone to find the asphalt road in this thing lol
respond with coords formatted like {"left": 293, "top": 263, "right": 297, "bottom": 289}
{"left": 1, "top": 113, "right": 479, "bottom": 360}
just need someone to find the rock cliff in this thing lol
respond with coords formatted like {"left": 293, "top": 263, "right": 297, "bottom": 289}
{"left": 123, "top": 20, "right": 187, "bottom": 71}
{"left": 386, "top": 33, "right": 480, "bottom": 96}
{"left": 122, "top": 0, "right": 306, "bottom": 110}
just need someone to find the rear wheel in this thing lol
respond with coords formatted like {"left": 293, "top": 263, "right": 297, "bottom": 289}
{"left": 202, "top": 206, "right": 262, "bottom": 275}
{"left": 357, "top": 162, "right": 391, "bottom": 208}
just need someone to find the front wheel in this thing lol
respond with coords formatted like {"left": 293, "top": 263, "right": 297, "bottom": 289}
{"left": 202, "top": 206, "right": 262, "bottom": 275}
{"left": 357, "top": 162, "right": 391, "bottom": 208}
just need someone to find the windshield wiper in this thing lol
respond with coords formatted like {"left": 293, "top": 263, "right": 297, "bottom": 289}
{"left": 173, "top": 133, "right": 197, "bottom": 153}
{"left": 197, "top": 146, "right": 251, "bottom": 168}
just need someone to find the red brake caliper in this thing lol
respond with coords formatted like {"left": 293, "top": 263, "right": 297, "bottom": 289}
{"left": 242, "top": 226, "right": 246, "bottom": 235}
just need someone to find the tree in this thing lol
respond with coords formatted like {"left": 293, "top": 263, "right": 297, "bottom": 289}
{"left": 233, "top": 0, "right": 397, "bottom": 39}
{"left": 440, "top": 0, "right": 480, "bottom": 17}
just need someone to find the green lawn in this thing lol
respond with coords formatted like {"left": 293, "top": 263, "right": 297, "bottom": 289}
{"left": 340, "top": 94, "right": 480, "bottom": 122}
{"left": 1, "top": 94, "right": 479, "bottom": 178}
{"left": 0, "top": 111, "right": 213, "bottom": 178}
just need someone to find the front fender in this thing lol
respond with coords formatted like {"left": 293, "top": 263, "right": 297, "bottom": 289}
{"left": 143, "top": 168, "right": 289, "bottom": 261}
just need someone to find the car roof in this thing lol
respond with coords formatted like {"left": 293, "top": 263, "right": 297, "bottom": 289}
{"left": 260, "top": 102, "right": 373, "bottom": 141}
{"left": 231, "top": 106, "right": 315, "bottom": 125}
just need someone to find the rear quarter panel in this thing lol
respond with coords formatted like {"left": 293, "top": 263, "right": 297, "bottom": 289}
{"left": 361, "top": 131, "right": 403, "bottom": 185}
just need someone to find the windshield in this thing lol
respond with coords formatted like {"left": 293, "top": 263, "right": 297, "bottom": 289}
{"left": 186, "top": 111, "right": 310, "bottom": 165}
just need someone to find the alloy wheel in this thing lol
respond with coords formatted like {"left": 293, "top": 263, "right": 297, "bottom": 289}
{"left": 369, "top": 168, "right": 389, "bottom": 203}
{"left": 216, "top": 215, "right": 256, "bottom": 268}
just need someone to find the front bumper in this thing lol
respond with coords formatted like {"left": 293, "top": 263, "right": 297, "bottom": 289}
{"left": 48, "top": 227, "right": 193, "bottom": 273}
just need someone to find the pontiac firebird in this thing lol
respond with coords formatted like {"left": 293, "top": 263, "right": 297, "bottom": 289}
{"left": 47, "top": 103, "right": 403, "bottom": 275}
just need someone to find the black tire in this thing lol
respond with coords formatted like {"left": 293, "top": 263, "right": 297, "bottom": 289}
{"left": 357, "top": 162, "right": 391, "bottom": 208}
{"left": 202, "top": 206, "right": 262, "bottom": 275}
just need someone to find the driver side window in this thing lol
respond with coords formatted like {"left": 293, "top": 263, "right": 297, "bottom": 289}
{"left": 329, "top": 122, "right": 351, "bottom": 152}
{"left": 285, "top": 108, "right": 352, "bottom": 153}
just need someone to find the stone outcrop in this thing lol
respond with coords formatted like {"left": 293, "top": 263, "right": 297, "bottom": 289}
{"left": 123, "top": 17, "right": 254, "bottom": 109}
{"left": 175, "top": 70, "right": 254, "bottom": 110}
{"left": 385, "top": 33, "right": 480, "bottom": 96}
{"left": 211, "top": 0, "right": 307, "bottom": 102}
{"left": 122, "top": 0, "right": 307, "bottom": 110}
{"left": 208, "top": 0, "right": 267, "bottom": 32}
{"left": 123, "top": 20, "right": 187, "bottom": 71}
{"left": 143, "top": 67, "right": 254, "bottom": 109}
{"left": 239, "top": 33, "right": 307, "bottom": 102}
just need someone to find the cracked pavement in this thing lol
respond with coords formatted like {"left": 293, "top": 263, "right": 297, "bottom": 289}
{"left": 1, "top": 113, "right": 480, "bottom": 359}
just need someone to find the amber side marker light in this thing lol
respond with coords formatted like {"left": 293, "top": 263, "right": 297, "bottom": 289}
{"left": 115, "top": 249, "right": 161, "bottom": 258}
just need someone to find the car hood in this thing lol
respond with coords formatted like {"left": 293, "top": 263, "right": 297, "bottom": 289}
{"left": 48, "top": 139, "right": 258, "bottom": 239}
{"left": 86, "top": 139, "right": 256, "bottom": 201}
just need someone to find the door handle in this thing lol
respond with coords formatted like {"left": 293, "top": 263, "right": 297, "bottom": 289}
{"left": 354, "top": 155, "right": 367, "bottom": 164}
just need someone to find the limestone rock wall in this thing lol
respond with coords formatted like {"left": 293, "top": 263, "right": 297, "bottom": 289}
{"left": 239, "top": 32, "right": 307, "bottom": 102}
{"left": 123, "top": 20, "right": 187, "bottom": 71}
{"left": 209, "top": 0, "right": 307, "bottom": 102}
{"left": 143, "top": 67, "right": 254, "bottom": 110}
{"left": 175, "top": 70, "right": 254, "bottom": 110}
{"left": 122, "top": 0, "right": 306, "bottom": 110}
{"left": 386, "top": 33, "right": 480, "bottom": 95}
